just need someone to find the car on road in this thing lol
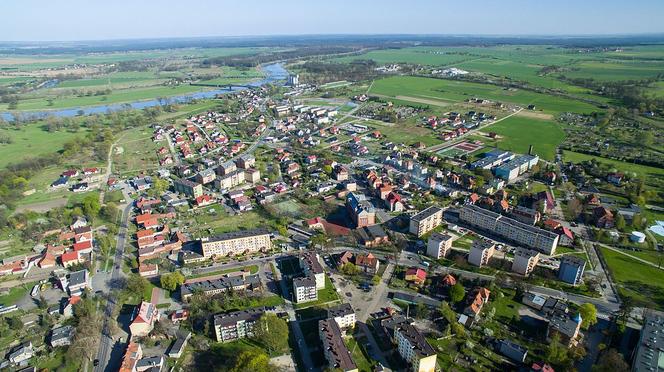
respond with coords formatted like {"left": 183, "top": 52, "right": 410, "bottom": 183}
{"left": 346, "top": 292, "right": 353, "bottom": 297}
{"left": 93, "top": 359, "right": 99, "bottom": 367}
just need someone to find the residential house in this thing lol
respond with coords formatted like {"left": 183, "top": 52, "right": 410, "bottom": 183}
{"left": 405, "top": 268, "right": 426, "bottom": 286}
{"left": 129, "top": 301, "right": 159, "bottom": 337}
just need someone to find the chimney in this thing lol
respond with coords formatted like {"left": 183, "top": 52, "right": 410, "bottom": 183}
{"left": 528, "top": 145, "right": 533, "bottom": 155}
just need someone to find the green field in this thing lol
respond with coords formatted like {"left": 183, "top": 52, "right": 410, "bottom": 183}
{"left": 335, "top": 47, "right": 472, "bottom": 66}
{"left": 483, "top": 116, "right": 565, "bottom": 161}
{"left": 600, "top": 246, "right": 664, "bottom": 310}
{"left": 369, "top": 76, "right": 599, "bottom": 114}
{"left": 0, "top": 121, "right": 87, "bottom": 168}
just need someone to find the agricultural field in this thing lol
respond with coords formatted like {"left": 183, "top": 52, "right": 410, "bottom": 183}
{"left": 112, "top": 125, "right": 161, "bottom": 175}
{"left": 334, "top": 47, "right": 472, "bottom": 66}
{"left": 483, "top": 116, "right": 565, "bottom": 161}
{"left": 369, "top": 75, "right": 599, "bottom": 114}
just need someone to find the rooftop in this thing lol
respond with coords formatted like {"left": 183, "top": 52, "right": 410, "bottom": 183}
{"left": 214, "top": 307, "right": 266, "bottom": 328}
{"left": 181, "top": 275, "right": 260, "bottom": 297}
{"left": 319, "top": 318, "right": 357, "bottom": 371}
{"left": 396, "top": 323, "right": 436, "bottom": 357}
{"left": 327, "top": 303, "right": 354, "bottom": 319}
{"left": 634, "top": 310, "right": 664, "bottom": 372}
{"left": 411, "top": 206, "right": 443, "bottom": 222}
{"left": 202, "top": 228, "right": 271, "bottom": 243}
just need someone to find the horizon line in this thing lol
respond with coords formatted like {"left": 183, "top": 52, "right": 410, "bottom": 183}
{"left": 3, "top": 31, "right": 664, "bottom": 44}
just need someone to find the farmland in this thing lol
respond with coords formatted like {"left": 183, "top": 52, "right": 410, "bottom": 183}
{"left": 369, "top": 75, "right": 599, "bottom": 114}
{"left": 483, "top": 116, "right": 565, "bottom": 161}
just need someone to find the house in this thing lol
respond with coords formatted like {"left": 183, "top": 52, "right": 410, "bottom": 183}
{"left": 531, "top": 362, "right": 556, "bottom": 372}
{"left": 49, "top": 325, "right": 75, "bottom": 347}
{"left": 547, "top": 311, "right": 582, "bottom": 347}
{"left": 355, "top": 253, "right": 380, "bottom": 274}
{"left": 119, "top": 342, "right": 143, "bottom": 372}
{"left": 592, "top": 206, "right": 614, "bottom": 228}
{"left": 67, "top": 269, "right": 90, "bottom": 296}
{"left": 405, "top": 268, "right": 427, "bottom": 286}
{"left": 38, "top": 252, "right": 56, "bottom": 268}
{"left": 195, "top": 194, "right": 216, "bottom": 208}
{"left": 7, "top": 342, "right": 33, "bottom": 364}
{"left": 170, "top": 309, "right": 189, "bottom": 323}
{"left": 139, "top": 263, "right": 158, "bottom": 277}
{"left": 385, "top": 192, "right": 404, "bottom": 212}
{"left": 464, "top": 287, "right": 490, "bottom": 318}
{"left": 135, "top": 355, "right": 165, "bottom": 371}
{"left": 129, "top": 301, "right": 159, "bottom": 337}
{"left": 499, "top": 339, "right": 528, "bottom": 363}
{"left": 61, "top": 295, "right": 81, "bottom": 318}
{"left": 167, "top": 331, "right": 192, "bottom": 359}
{"left": 441, "top": 274, "right": 456, "bottom": 287}
{"left": 558, "top": 256, "right": 586, "bottom": 286}
{"left": 607, "top": 172, "right": 624, "bottom": 186}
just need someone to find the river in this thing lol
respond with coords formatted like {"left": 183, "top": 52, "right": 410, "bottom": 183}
{"left": 0, "top": 63, "right": 288, "bottom": 121}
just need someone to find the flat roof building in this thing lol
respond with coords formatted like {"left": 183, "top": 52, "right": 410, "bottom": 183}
{"left": 409, "top": 206, "right": 443, "bottom": 237}
{"left": 633, "top": 310, "right": 664, "bottom": 372}
{"left": 394, "top": 323, "right": 437, "bottom": 372}
{"left": 512, "top": 248, "right": 540, "bottom": 277}
{"left": 558, "top": 255, "right": 586, "bottom": 286}
{"left": 319, "top": 318, "right": 358, "bottom": 372}
{"left": 200, "top": 228, "right": 271, "bottom": 258}
{"left": 426, "top": 232, "right": 454, "bottom": 259}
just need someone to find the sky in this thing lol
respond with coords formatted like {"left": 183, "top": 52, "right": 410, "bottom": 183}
{"left": 2, "top": 0, "right": 664, "bottom": 41}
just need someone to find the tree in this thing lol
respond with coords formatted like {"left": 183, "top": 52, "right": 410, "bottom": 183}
{"left": 231, "top": 350, "right": 273, "bottom": 372}
{"left": 415, "top": 303, "right": 430, "bottom": 319}
{"left": 252, "top": 313, "right": 289, "bottom": 355}
{"left": 578, "top": 303, "right": 598, "bottom": 329}
{"left": 449, "top": 283, "right": 465, "bottom": 303}
{"left": 592, "top": 349, "right": 629, "bottom": 372}
{"left": 546, "top": 333, "right": 570, "bottom": 367}
{"left": 615, "top": 213, "right": 626, "bottom": 231}
{"left": 340, "top": 262, "right": 359, "bottom": 276}
{"left": 150, "top": 178, "right": 169, "bottom": 197}
{"left": 38, "top": 294, "right": 48, "bottom": 309}
{"left": 160, "top": 271, "right": 185, "bottom": 291}
{"left": 439, "top": 301, "right": 456, "bottom": 323}
{"left": 310, "top": 232, "right": 330, "bottom": 250}
{"left": 371, "top": 275, "right": 381, "bottom": 285}
{"left": 125, "top": 274, "right": 149, "bottom": 300}
{"left": 81, "top": 193, "right": 101, "bottom": 219}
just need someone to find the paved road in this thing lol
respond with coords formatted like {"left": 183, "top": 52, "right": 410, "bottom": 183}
{"left": 94, "top": 200, "right": 132, "bottom": 372}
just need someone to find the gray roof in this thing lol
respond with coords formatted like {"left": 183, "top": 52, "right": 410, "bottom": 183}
{"left": 180, "top": 274, "right": 260, "bottom": 297}
{"left": 68, "top": 270, "right": 87, "bottom": 287}
{"left": 396, "top": 323, "right": 436, "bottom": 357}
{"left": 293, "top": 276, "right": 316, "bottom": 288}
{"left": 135, "top": 356, "right": 164, "bottom": 369}
{"left": 214, "top": 307, "right": 265, "bottom": 328}
{"left": 548, "top": 310, "right": 580, "bottom": 338}
{"left": 327, "top": 303, "right": 354, "bottom": 319}
{"left": 300, "top": 251, "right": 323, "bottom": 274}
{"left": 50, "top": 325, "right": 74, "bottom": 342}
{"left": 411, "top": 206, "right": 442, "bottom": 222}
{"left": 319, "top": 318, "right": 357, "bottom": 371}
{"left": 633, "top": 310, "right": 664, "bottom": 372}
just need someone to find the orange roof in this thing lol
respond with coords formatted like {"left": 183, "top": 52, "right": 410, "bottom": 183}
{"left": 441, "top": 274, "right": 456, "bottom": 286}
{"left": 73, "top": 240, "right": 92, "bottom": 251}
{"left": 69, "top": 295, "right": 82, "bottom": 305}
{"left": 136, "top": 229, "right": 155, "bottom": 239}
{"left": 61, "top": 251, "right": 79, "bottom": 263}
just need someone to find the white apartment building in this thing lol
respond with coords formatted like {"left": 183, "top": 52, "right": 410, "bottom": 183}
{"left": 409, "top": 206, "right": 443, "bottom": 237}
{"left": 394, "top": 323, "right": 437, "bottom": 372}
{"left": 200, "top": 229, "right": 271, "bottom": 258}
{"left": 468, "top": 240, "right": 495, "bottom": 267}
{"left": 426, "top": 232, "right": 454, "bottom": 259}
{"left": 511, "top": 247, "right": 540, "bottom": 276}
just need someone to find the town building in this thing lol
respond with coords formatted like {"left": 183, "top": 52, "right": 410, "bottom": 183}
{"left": 405, "top": 268, "right": 427, "bottom": 286}
{"left": 300, "top": 251, "right": 325, "bottom": 289}
{"left": 173, "top": 178, "right": 203, "bottom": 198}
{"left": 214, "top": 169, "right": 246, "bottom": 190}
{"left": 394, "top": 323, "right": 437, "bottom": 372}
{"left": 409, "top": 206, "right": 443, "bottom": 237}
{"left": 346, "top": 192, "right": 376, "bottom": 228}
{"left": 355, "top": 253, "right": 380, "bottom": 274}
{"left": 499, "top": 339, "right": 528, "bottom": 363}
{"left": 511, "top": 248, "right": 540, "bottom": 276}
{"left": 319, "top": 318, "right": 358, "bottom": 372}
{"left": 494, "top": 154, "right": 540, "bottom": 181}
{"left": 119, "top": 342, "right": 142, "bottom": 372}
{"left": 213, "top": 307, "right": 269, "bottom": 342}
{"left": 426, "top": 232, "right": 453, "bottom": 259}
{"left": 632, "top": 310, "right": 664, "bottom": 372}
{"left": 293, "top": 276, "right": 318, "bottom": 303}
{"left": 49, "top": 325, "right": 74, "bottom": 347}
{"left": 468, "top": 240, "right": 495, "bottom": 267}
{"left": 327, "top": 303, "right": 356, "bottom": 330}
{"left": 357, "top": 225, "right": 389, "bottom": 247}
{"left": 547, "top": 311, "right": 582, "bottom": 347}
{"left": 558, "top": 256, "right": 586, "bottom": 286}
{"left": 459, "top": 204, "right": 559, "bottom": 255}
{"left": 180, "top": 274, "right": 261, "bottom": 300}
{"left": 167, "top": 331, "right": 192, "bottom": 359}
{"left": 129, "top": 301, "right": 159, "bottom": 337}
{"left": 200, "top": 229, "right": 271, "bottom": 257}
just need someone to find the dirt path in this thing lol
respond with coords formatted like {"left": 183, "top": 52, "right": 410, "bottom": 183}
{"left": 516, "top": 110, "right": 554, "bottom": 120}
{"left": 15, "top": 197, "right": 69, "bottom": 213}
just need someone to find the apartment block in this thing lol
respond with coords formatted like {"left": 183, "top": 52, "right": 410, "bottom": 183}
{"left": 468, "top": 240, "right": 495, "bottom": 267}
{"left": 327, "top": 303, "right": 356, "bottom": 330}
{"left": 459, "top": 204, "right": 558, "bottom": 255}
{"left": 394, "top": 323, "right": 437, "bottom": 372}
{"left": 173, "top": 178, "right": 203, "bottom": 198}
{"left": 200, "top": 228, "right": 271, "bottom": 258}
{"left": 511, "top": 247, "right": 540, "bottom": 276}
{"left": 214, "top": 169, "right": 246, "bottom": 190}
{"left": 293, "top": 276, "right": 317, "bottom": 303}
{"left": 319, "top": 318, "right": 358, "bottom": 372}
{"left": 213, "top": 307, "right": 269, "bottom": 342}
{"left": 558, "top": 255, "right": 586, "bottom": 286}
{"left": 409, "top": 206, "right": 443, "bottom": 237}
{"left": 426, "top": 232, "right": 454, "bottom": 259}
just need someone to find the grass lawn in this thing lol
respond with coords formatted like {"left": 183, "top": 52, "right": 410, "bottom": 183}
{"left": 370, "top": 76, "right": 599, "bottom": 114}
{"left": 482, "top": 116, "right": 565, "bottom": 161}
{"left": 0, "top": 281, "right": 34, "bottom": 306}
{"left": 293, "top": 276, "right": 339, "bottom": 309}
{"left": 599, "top": 246, "right": 664, "bottom": 310}
{"left": 345, "top": 333, "right": 375, "bottom": 372}
{"left": 112, "top": 125, "right": 160, "bottom": 175}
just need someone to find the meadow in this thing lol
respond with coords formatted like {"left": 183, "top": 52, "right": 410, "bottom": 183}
{"left": 562, "top": 150, "right": 664, "bottom": 185}
{"left": 483, "top": 116, "right": 565, "bottom": 161}
{"left": 0, "top": 121, "right": 86, "bottom": 168}
{"left": 369, "top": 75, "right": 599, "bottom": 114}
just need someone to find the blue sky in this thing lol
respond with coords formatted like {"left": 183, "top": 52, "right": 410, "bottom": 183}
{"left": 2, "top": 0, "right": 663, "bottom": 41}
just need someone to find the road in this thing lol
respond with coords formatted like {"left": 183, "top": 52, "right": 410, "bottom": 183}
{"left": 94, "top": 199, "right": 132, "bottom": 372}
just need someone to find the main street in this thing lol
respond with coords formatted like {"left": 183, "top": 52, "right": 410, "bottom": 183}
{"left": 94, "top": 197, "right": 132, "bottom": 372}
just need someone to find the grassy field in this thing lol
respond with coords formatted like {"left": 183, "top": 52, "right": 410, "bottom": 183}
{"left": 600, "top": 246, "right": 664, "bottom": 310}
{"left": 562, "top": 150, "right": 664, "bottom": 185}
{"left": 0, "top": 122, "right": 88, "bottom": 168}
{"left": 112, "top": 125, "right": 160, "bottom": 175}
{"left": 335, "top": 47, "right": 472, "bottom": 66}
{"left": 370, "top": 76, "right": 599, "bottom": 114}
{"left": 483, "top": 116, "right": 565, "bottom": 160}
